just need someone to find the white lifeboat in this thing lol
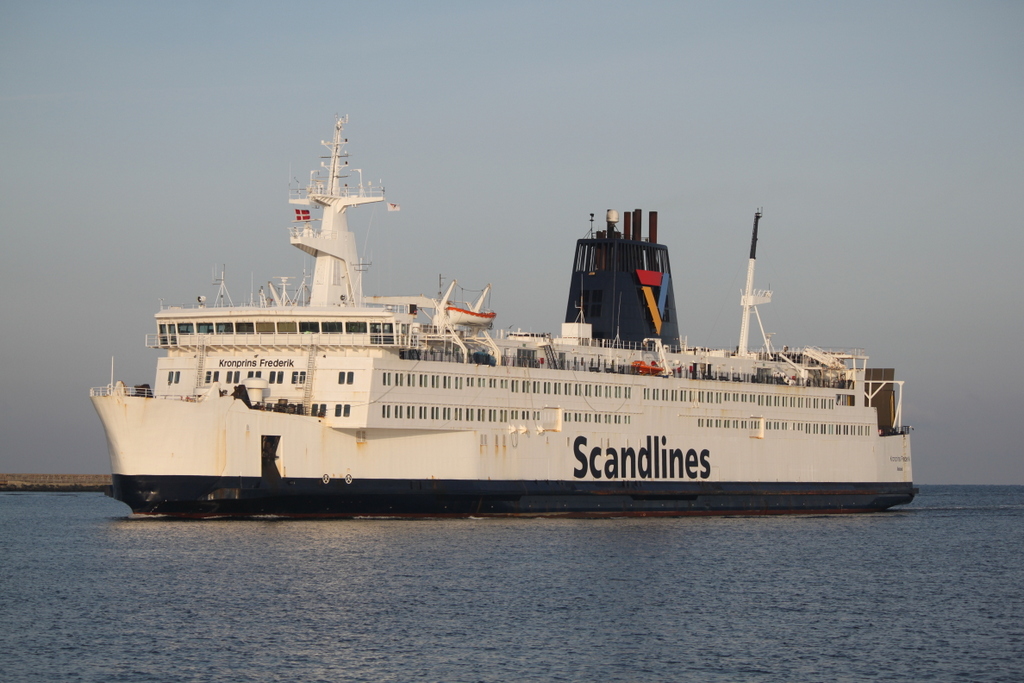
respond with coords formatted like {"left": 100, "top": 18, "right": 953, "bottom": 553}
{"left": 446, "top": 306, "right": 496, "bottom": 327}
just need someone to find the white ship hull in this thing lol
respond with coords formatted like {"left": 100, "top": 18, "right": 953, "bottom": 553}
{"left": 92, "top": 355, "right": 913, "bottom": 516}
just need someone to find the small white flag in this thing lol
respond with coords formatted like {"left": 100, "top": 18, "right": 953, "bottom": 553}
{"left": 387, "top": 203, "right": 401, "bottom": 212}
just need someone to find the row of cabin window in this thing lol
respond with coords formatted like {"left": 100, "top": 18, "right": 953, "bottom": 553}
{"left": 379, "top": 372, "right": 633, "bottom": 400}
{"left": 169, "top": 369, "right": 357, "bottom": 386}
{"left": 697, "top": 418, "right": 871, "bottom": 436}
{"left": 564, "top": 412, "right": 632, "bottom": 424}
{"left": 382, "top": 373, "right": 494, "bottom": 389}
{"left": 380, "top": 406, "right": 549, "bottom": 422}
{"left": 160, "top": 321, "right": 395, "bottom": 335}
{"left": 198, "top": 370, "right": 306, "bottom": 385}
{"left": 310, "top": 403, "right": 352, "bottom": 418}
{"left": 645, "top": 387, "right": 839, "bottom": 410}
{"left": 513, "top": 380, "right": 632, "bottom": 399}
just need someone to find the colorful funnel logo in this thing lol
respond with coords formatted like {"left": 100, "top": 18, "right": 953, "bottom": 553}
{"left": 635, "top": 270, "right": 671, "bottom": 334}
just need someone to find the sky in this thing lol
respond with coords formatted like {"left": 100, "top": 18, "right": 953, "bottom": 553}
{"left": 1, "top": 0, "right": 1021, "bottom": 484}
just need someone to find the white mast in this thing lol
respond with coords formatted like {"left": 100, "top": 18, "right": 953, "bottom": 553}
{"left": 288, "top": 116, "right": 385, "bottom": 307}
{"left": 737, "top": 210, "right": 772, "bottom": 356}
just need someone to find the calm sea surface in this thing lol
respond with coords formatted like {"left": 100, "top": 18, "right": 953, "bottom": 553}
{"left": 1, "top": 486, "right": 1021, "bottom": 682}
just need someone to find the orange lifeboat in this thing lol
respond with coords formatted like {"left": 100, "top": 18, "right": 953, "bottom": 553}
{"left": 631, "top": 360, "right": 663, "bottom": 376}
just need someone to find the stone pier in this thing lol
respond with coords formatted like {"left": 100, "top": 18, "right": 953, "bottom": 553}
{"left": 0, "top": 473, "right": 112, "bottom": 492}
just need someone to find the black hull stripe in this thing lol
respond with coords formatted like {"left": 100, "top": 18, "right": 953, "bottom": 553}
{"left": 111, "top": 475, "right": 917, "bottom": 517}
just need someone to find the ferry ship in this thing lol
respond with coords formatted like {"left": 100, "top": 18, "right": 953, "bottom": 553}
{"left": 90, "top": 117, "right": 915, "bottom": 517}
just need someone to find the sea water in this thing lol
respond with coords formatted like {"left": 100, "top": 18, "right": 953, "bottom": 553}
{"left": 0, "top": 486, "right": 1021, "bottom": 682}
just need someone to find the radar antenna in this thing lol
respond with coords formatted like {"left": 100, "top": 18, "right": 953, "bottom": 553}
{"left": 212, "top": 265, "right": 233, "bottom": 307}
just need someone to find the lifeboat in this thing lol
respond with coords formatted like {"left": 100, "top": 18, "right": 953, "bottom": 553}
{"left": 632, "top": 360, "right": 663, "bottom": 376}
{"left": 446, "top": 306, "right": 497, "bottom": 327}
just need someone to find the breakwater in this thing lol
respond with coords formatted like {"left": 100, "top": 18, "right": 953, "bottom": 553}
{"left": 0, "top": 474, "right": 111, "bottom": 492}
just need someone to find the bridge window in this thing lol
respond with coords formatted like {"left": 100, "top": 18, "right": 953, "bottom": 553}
{"left": 322, "top": 321, "right": 344, "bottom": 333}
{"left": 346, "top": 321, "right": 367, "bottom": 333}
{"left": 177, "top": 323, "right": 194, "bottom": 334}
{"left": 236, "top": 322, "right": 255, "bottom": 333}
{"left": 197, "top": 322, "right": 214, "bottom": 334}
{"left": 277, "top": 321, "right": 297, "bottom": 333}
{"left": 299, "top": 321, "right": 320, "bottom": 333}
{"left": 216, "top": 322, "right": 234, "bottom": 334}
